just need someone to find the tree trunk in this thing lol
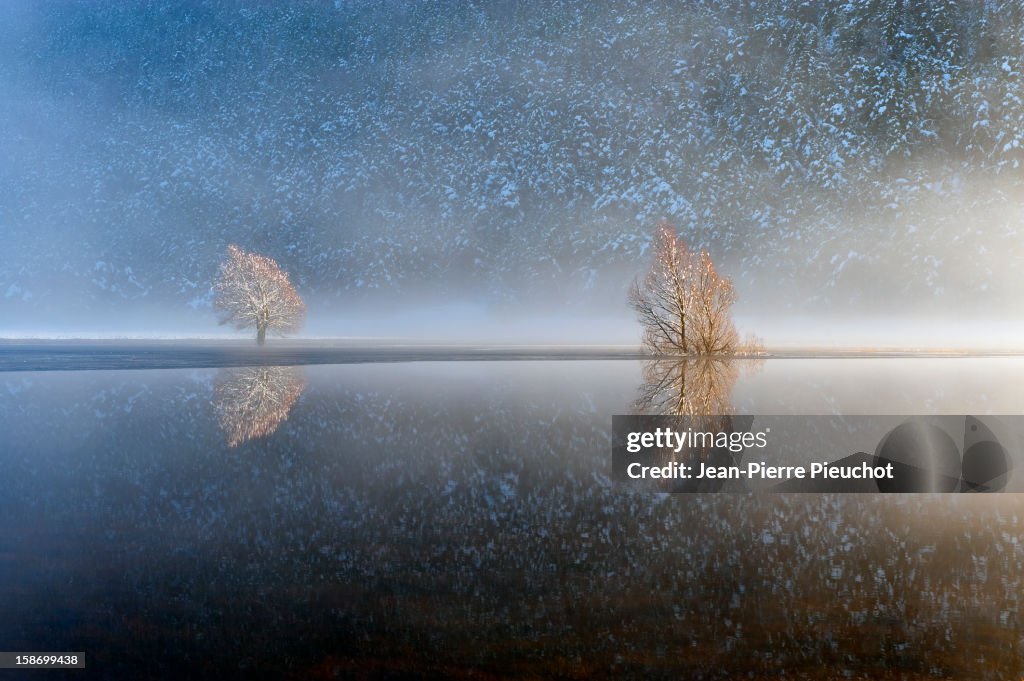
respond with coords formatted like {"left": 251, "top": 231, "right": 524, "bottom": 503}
{"left": 678, "top": 358, "right": 688, "bottom": 412}
{"left": 680, "top": 315, "right": 687, "bottom": 354}
{"left": 257, "top": 324, "right": 267, "bottom": 346}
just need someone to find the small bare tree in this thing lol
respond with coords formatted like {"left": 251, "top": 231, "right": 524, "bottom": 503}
{"left": 629, "top": 222, "right": 739, "bottom": 355}
{"left": 214, "top": 245, "right": 305, "bottom": 345}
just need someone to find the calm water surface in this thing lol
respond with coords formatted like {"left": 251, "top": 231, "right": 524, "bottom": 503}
{"left": 1, "top": 358, "right": 1023, "bottom": 679}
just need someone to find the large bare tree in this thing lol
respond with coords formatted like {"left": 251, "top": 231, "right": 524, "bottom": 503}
{"left": 214, "top": 245, "right": 306, "bottom": 345}
{"left": 629, "top": 223, "right": 739, "bottom": 355}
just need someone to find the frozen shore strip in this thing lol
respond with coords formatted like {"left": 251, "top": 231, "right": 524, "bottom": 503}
{"left": 0, "top": 341, "right": 650, "bottom": 372}
{"left": 0, "top": 339, "right": 1019, "bottom": 372}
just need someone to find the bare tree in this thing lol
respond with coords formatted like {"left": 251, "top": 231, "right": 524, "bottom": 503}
{"left": 214, "top": 245, "right": 305, "bottom": 345}
{"left": 739, "top": 332, "right": 766, "bottom": 357}
{"left": 213, "top": 366, "right": 306, "bottom": 447}
{"left": 629, "top": 222, "right": 739, "bottom": 355}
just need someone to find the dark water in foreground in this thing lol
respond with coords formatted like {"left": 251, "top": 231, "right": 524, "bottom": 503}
{"left": 1, "top": 357, "right": 1024, "bottom": 679}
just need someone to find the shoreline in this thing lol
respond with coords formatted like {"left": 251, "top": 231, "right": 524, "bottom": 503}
{"left": 0, "top": 339, "right": 1023, "bottom": 372}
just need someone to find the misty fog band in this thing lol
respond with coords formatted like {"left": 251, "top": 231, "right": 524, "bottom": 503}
{"left": 611, "top": 415, "right": 1020, "bottom": 493}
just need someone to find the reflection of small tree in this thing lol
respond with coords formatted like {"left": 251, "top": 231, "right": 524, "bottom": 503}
{"left": 214, "top": 245, "right": 305, "bottom": 345}
{"left": 213, "top": 366, "right": 306, "bottom": 447}
{"left": 629, "top": 223, "right": 739, "bottom": 355}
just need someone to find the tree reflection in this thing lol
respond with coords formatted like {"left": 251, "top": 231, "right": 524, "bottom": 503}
{"left": 213, "top": 366, "right": 306, "bottom": 447}
{"left": 632, "top": 358, "right": 761, "bottom": 491}
{"left": 634, "top": 357, "right": 739, "bottom": 419}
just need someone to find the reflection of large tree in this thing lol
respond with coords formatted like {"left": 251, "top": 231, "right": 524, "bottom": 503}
{"left": 634, "top": 358, "right": 738, "bottom": 418}
{"left": 213, "top": 366, "right": 306, "bottom": 447}
{"left": 632, "top": 358, "right": 755, "bottom": 491}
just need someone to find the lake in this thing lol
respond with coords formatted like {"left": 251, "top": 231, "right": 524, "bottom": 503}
{"left": 1, "top": 354, "right": 1023, "bottom": 679}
